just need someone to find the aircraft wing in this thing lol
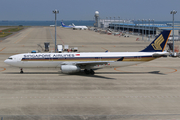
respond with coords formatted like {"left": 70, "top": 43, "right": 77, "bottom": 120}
{"left": 75, "top": 61, "right": 114, "bottom": 66}
{"left": 61, "top": 61, "right": 114, "bottom": 67}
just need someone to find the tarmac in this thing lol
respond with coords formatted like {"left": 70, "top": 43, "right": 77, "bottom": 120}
{"left": 0, "top": 26, "right": 180, "bottom": 120}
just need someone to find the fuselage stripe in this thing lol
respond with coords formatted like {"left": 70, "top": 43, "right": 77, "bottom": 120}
{"left": 21, "top": 56, "right": 154, "bottom": 62}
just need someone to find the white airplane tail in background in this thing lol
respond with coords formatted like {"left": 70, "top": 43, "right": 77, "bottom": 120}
{"left": 72, "top": 23, "right": 75, "bottom": 27}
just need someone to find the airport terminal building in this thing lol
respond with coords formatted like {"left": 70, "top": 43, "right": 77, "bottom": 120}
{"left": 98, "top": 19, "right": 180, "bottom": 35}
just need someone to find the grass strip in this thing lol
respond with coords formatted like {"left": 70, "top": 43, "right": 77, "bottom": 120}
{"left": 0, "top": 32, "right": 12, "bottom": 38}
{"left": 1, "top": 27, "right": 24, "bottom": 32}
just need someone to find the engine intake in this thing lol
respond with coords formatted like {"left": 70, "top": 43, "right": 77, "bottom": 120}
{"left": 60, "top": 65, "right": 81, "bottom": 73}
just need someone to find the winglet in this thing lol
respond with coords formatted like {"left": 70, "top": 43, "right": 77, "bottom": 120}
{"left": 140, "top": 30, "right": 171, "bottom": 52}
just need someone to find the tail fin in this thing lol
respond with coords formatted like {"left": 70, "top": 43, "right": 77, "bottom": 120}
{"left": 72, "top": 23, "right": 75, "bottom": 27}
{"left": 61, "top": 22, "right": 65, "bottom": 27}
{"left": 141, "top": 30, "right": 171, "bottom": 52}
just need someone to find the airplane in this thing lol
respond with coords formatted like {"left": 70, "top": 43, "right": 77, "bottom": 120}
{"left": 61, "top": 22, "right": 73, "bottom": 28}
{"left": 72, "top": 23, "right": 88, "bottom": 30}
{"left": 4, "top": 30, "right": 171, "bottom": 75}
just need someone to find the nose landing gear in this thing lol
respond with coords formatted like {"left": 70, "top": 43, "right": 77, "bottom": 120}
{"left": 20, "top": 68, "right": 23, "bottom": 73}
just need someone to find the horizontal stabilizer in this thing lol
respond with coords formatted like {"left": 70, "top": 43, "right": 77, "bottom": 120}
{"left": 152, "top": 52, "right": 170, "bottom": 58}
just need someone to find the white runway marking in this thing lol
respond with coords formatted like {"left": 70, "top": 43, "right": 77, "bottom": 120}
{"left": 10, "top": 95, "right": 180, "bottom": 99}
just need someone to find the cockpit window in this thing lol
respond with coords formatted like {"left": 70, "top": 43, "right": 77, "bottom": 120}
{"left": 8, "top": 57, "right": 13, "bottom": 60}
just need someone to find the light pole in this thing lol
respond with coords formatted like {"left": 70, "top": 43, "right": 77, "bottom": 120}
{"left": 148, "top": 19, "right": 150, "bottom": 41}
{"left": 138, "top": 19, "right": 140, "bottom": 36}
{"left": 106, "top": 17, "right": 108, "bottom": 28}
{"left": 144, "top": 19, "right": 146, "bottom": 38}
{"left": 123, "top": 19, "right": 124, "bottom": 32}
{"left": 53, "top": 9, "right": 59, "bottom": 53}
{"left": 142, "top": 19, "right": 144, "bottom": 40}
{"left": 132, "top": 19, "right": 134, "bottom": 34}
{"left": 170, "top": 10, "right": 177, "bottom": 56}
{"left": 127, "top": 19, "right": 129, "bottom": 33}
{"left": 118, "top": 16, "right": 120, "bottom": 31}
{"left": 114, "top": 17, "right": 115, "bottom": 31}
{"left": 110, "top": 17, "right": 111, "bottom": 29}
{"left": 152, "top": 19, "right": 154, "bottom": 38}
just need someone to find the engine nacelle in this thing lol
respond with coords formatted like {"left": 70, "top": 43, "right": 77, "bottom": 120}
{"left": 60, "top": 65, "right": 81, "bottom": 74}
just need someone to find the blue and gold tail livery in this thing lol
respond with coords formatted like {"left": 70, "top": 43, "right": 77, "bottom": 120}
{"left": 141, "top": 30, "right": 171, "bottom": 52}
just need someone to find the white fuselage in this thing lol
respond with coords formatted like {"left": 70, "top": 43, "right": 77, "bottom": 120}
{"left": 4, "top": 52, "right": 163, "bottom": 69}
{"left": 4, "top": 30, "right": 171, "bottom": 74}
{"left": 72, "top": 24, "right": 87, "bottom": 30}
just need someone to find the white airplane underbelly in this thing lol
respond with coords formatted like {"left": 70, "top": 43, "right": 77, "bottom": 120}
{"left": 15, "top": 61, "right": 61, "bottom": 68}
{"left": 109, "top": 61, "right": 143, "bottom": 67}
{"left": 11, "top": 60, "right": 143, "bottom": 69}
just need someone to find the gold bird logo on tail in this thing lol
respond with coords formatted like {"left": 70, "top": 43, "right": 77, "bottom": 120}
{"left": 151, "top": 34, "right": 164, "bottom": 50}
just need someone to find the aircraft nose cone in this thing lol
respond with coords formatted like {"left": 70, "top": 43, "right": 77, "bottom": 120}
{"left": 4, "top": 59, "right": 10, "bottom": 64}
{"left": 4, "top": 59, "right": 7, "bottom": 63}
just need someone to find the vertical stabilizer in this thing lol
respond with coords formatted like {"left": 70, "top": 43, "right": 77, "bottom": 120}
{"left": 140, "top": 30, "right": 171, "bottom": 52}
{"left": 61, "top": 22, "right": 65, "bottom": 27}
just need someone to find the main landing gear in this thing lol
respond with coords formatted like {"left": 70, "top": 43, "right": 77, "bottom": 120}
{"left": 84, "top": 69, "right": 95, "bottom": 75}
{"left": 20, "top": 68, "right": 23, "bottom": 73}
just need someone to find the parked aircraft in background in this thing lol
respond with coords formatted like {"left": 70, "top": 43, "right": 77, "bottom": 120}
{"left": 4, "top": 30, "right": 171, "bottom": 75}
{"left": 61, "top": 22, "right": 73, "bottom": 28}
{"left": 72, "top": 23, "right": 88, "bottom": 30}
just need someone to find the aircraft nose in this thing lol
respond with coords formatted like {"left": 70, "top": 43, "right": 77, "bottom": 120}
{"left": 4, "top": 59, "right": 7, "bottom": 63}
{"left": 4, "top": 59, "right": 8, "bottom": 63}
{"left": 4, "top": 59, "right": 10, "bottom": 64}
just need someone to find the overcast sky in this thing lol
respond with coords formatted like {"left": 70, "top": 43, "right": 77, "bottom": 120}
{"left": 1, "top": 0, "right": 180, "bottom": 21}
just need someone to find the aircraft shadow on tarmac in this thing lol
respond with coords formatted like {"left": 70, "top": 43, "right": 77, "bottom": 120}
{"left": 3, "top": 70, "right": 165, "bottom": 75}
{"left": 3, "top": 71, "right": 165, "bottom": 79}
{"left": 96, "top": 71, "right": 165, "bottom": 75}
{"left": 68, "top": 71, "right": 165, "bottom": 79}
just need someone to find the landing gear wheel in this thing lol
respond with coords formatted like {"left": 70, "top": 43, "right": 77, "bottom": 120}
{"left": 20, "top": 68, "right": 23, "bottom": 73}
{"left": 90, "top": 69, "right": 95, "bottom": 75}
{"left": 84, "top": 69, "right": 89, "bottom": 74}
{"left": 84, "top": 69, "right": 95, "bottom": 75}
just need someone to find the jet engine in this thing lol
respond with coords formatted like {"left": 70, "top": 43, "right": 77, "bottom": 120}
{"left": 60, "top": 65, "right": 81, "bottom": 73}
